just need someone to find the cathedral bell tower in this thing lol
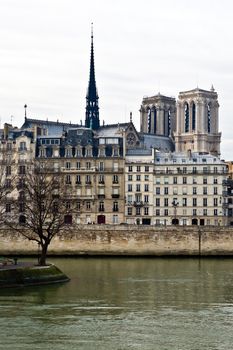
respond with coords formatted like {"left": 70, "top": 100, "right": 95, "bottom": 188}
{"left": 174, "top": 87, "right": 221, "bottom": 156}
{"left": 85, "top": 24, "right": 100, "bottom": 130}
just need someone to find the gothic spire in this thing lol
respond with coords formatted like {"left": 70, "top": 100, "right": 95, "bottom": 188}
{"left": 85, "top": 23, "right": 99, "bottom": 130}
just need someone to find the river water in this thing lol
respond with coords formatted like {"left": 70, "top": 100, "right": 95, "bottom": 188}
{"left": 1, "top": 257, "right": 233, "bottom": 349}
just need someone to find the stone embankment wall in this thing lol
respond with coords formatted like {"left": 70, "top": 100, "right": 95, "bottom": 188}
{"left": 0, "top": 225, "right": 233, "bottom": 256}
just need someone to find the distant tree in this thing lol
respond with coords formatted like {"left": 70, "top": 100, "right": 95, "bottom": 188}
{"left": 6, "top": 161, "right": 67, "bottom": 265}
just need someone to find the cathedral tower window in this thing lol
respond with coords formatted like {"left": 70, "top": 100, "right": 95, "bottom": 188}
{"left": 184, "top": 102, "right": 189, "bottom": 132}
{"left": 207, "top": 103, "right": 211, "bottom": 133}
{"left": 192, "top": 103, "right": 196, "bottom": 131}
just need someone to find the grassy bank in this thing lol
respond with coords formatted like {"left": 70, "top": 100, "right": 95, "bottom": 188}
{"left": 0, "top": 264, "right": 70, "bottom": 288}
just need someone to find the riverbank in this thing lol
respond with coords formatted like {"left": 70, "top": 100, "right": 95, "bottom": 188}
{"left": 1, "top": 225, "right": 233, "bottom": 256}
{"left": 0, "top": 263, "right": 70, "bottom": 288}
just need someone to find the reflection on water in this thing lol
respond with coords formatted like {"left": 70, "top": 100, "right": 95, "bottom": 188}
{"left": 1, "top": 258, "right": 233, "bottom": 349}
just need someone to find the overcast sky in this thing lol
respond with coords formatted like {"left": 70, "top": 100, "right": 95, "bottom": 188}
{"left": 0, "top": 0, "right": 232, "bottom": 159}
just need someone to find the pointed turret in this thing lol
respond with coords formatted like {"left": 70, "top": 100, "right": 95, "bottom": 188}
{"left": 85, "top": 24, "right": 100, "bottom": 130}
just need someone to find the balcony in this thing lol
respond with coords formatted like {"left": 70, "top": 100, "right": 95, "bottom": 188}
{"left": 99, "top": 207, "right": 105, "bottom": 212}
{"left": 113, "top": 208, "right": 119, "bottom": 212}
{"left": 98, "top": 181, "right": 105, "bottom": 185}
{"left": 76, "top": 181, "right": 81, "bottom": 185}
{"left": 85, "top": 181, "right": 92, "bottom": 185}
{"left": 98, "top": 194, "right": 105, "bottom": 199}
{"left": 112, "top": 194, "right": 120, "bottom": 198}
{"left": 133, "top": 201, "right": 144, "bottom": 207}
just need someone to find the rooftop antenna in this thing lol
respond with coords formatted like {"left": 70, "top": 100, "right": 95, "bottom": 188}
{"left": 130, "top": 112, "right": 132, "bottom": 123}
{"left": 24, "top": 104, "right": 27, "bottom": 119}
{"left": 10, "top": 115, "right": 13, "bottom": 125}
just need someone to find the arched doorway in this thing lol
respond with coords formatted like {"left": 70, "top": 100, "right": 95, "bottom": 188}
{"left": 172, "top": 218, "right": 179, "bottom": 225}
{"left": 192, "top": 218, "right": 198, "bottom": 225}
{"left": 97, "top": 215, "right": 105, "bottom": 224}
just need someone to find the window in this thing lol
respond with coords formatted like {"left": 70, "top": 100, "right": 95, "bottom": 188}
{"left": 203, "top": 198, "right": 208, "bottom": 207}
{"left": 86, "top": 175, "right": 91, "bottom": 184}
{"left": 164, "top": 198, "right": 168, "bottom": 207}
{"left": 113, "top": 215, "right": 118, "bottom": 224}
{"left": 144, "top": 184, "right": 149, "bottom": 192}
{"left": 19, "top": 141, "right": 26, "bottom": 151}
{"left": 113, "top": 175, "right": 118, "bottom": 183}
{"left": 214, "top": 198, "right": 218, "bottom": 206}
{"left": 156, "top": 198, "right": 160, "bottom": 207}
{"left": 203, "top": 209, "right": 208, "bottom": 216}
{"left": 127, "top": 195, "right": 133, "bottom": 204}
{"left": 6, "top": 166, "right": 11, "bottom": 176}
{"left": 5, "top": 179, "right": 11, "bottom": 188}
{"left": 214, "top": 209, "right": 218, "bottom": 216}
{"left": 214, "top": 187, "right": 218, "bottom": 195}
{"left": 193, "top": 177, "right": 197, "bottom": 184}
{"left": 193, "top": 187, "right": 197, "bottom": 195}
{"left": 183, "top": 167, "right": 187, "bottom": 174}
{"left": 99, "top": 162, "right": 104, "bottom": 171}
{"left": 127, "top": 207, "right": 132, "bottom": 215}
{"left": 156, "top": 187, "right": 160, "bottom": 195}
{"left": 156, "top": 177, "right": 160, "bottom": 184}
{"left": 99, "top": 202, "right": 105, "bottom": 212}
{"left": 128, "top": 166, "right": 132, "bottom": 172}
{"left": 66, "top": 175, "right": 71, "bottom": 184}
{"left": 155, "top": 209, "right": 160, "bottom": 216}
{"left": 144, "top": 195, "right": 149, "bottom": 203}
{"left": 136, "top": 207, "right": 141, "bottom": 215}
{"left": 182, "top": 198, "right": 187, "bottom": 207}
{"left": 183, "top": 177, "right": 187, "bottom": 184}
{"left": 164, "top": 177, "right": 169, "bottom": 184}
{"left": 19, "top": 202, "right": 25, "bottom": 213}
{"left": 193, "top": 209, "right": 197, "bottom": 216}
{"left": 214, "top": 167, "right": 218, "bottom": 174}
{"left": 18, "top": 165, "right": 26, "bottom": 175}
{"left": 144, "top": 175, "right": 149, "bottom": 181}
{"left": 145, "top": 166, "right": 149, "bottom": 172}
{"left": 64, "top": 215, "right": 73, "bottom": 225}
{"left": 213, "top": 178, "right": 218, "bottom": 184}
{"left": 203, "top": 178, "right": 207, "bottom": 184}
{"left": 182, "top": 187, "right": 187, "bottom": 195}
{"left": 164, "top": 209, "right": 168, "bottom": 216}
{"left": 113, "top": 202, "right": 118, "bottom": 212}
{"left": 173, "top": 177, "right": 177, "bottom": 184}
{"left": 173, "top": 187, "right": 178, "bottom": 195}
{"left": 128, "top": 184, "right": 132, "bottom": 192}
{"left": 136, "top": 166, "right": 141, "bottom": 172}
{"left": 77, "top": 202, "right": 81, "bottom": 211}
{"left": 203, "top": 187, "right": 208, "bottom": 195}
{"left": 86, "top": 202, "right": 91, "bottom": 210}
{"left": 128, "top": 175, "right": 132, "bottom": 181}
{"left": 136, "top": 175, "right": 141, "bottom": 181}
{"left": 144, "top": 207, "right": 149, "bottom": 215}
{"left": 193, "top": 167, "right": 197, "bottom": 174}
{"left": 6, "top": 203, "right": 11, "bottom": 213}
{"left": 193, "top": 198, "right": 197, "bottom": 207}
{"left": 99, "top": 174, "right": 104, "bottom": 184}
{"left": 86, "top": 162, "right": 91, "bottom": 170}
{"left": 164, "top": 187, "right": 169, "bottom": 195}
{"left": 136, "top": 184, "right": 141, "bottom": 192}
{"left": 203, "top": 167, "right": 208, "bottom": 174}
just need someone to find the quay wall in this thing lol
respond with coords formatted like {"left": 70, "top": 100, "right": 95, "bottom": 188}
{"left": 1, "top": 225, "right": 233, "bottom": 256}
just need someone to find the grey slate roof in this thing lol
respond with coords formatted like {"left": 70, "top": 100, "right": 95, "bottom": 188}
{"left": 139, "top": 133, "right": 175, "bottom": 152}
{"left": 21, "top": 117, "right": 80, "bottom": 136}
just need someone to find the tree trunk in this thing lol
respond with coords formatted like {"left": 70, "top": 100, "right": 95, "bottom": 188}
{"left": 38, "top": 243, "right": 48, "bottom": 266}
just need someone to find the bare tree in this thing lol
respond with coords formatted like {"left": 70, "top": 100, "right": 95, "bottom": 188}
{"left": 6, "top": 161, "right": 67, "bottom": 265}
